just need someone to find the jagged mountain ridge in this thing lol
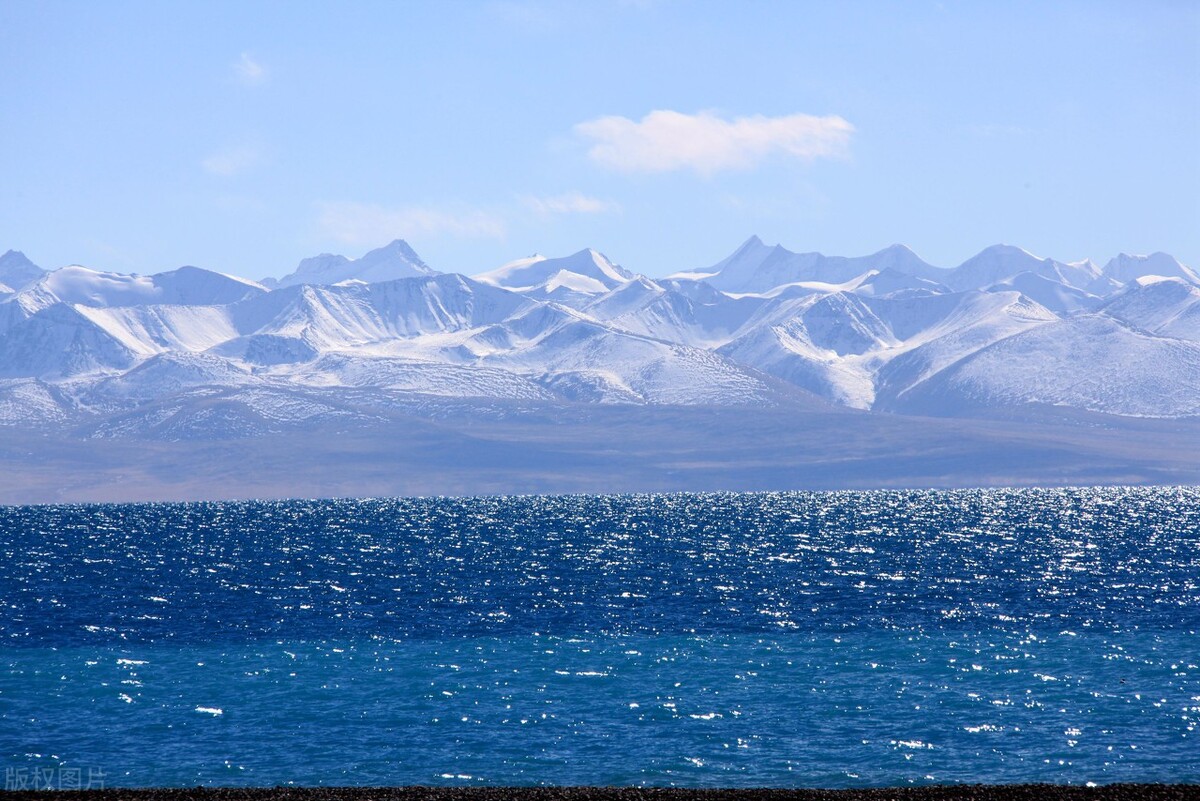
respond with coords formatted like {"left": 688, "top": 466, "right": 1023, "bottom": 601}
{"left": 1, "top": 238, "right": 1196, "bottom": 430}
{"left": 269, "top": 239, "right": 437, "bottom": 288}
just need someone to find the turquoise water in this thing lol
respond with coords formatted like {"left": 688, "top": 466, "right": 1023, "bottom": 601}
{"left": 1, "top": 488, "right": 1198, "bottom": 787}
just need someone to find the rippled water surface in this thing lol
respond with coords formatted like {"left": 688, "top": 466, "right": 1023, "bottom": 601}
{"left": 2, "top": 488, "right": 1198, "bottom": 786}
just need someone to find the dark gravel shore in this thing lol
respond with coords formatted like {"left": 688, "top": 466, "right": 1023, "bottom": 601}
{"left": 2, "top": 786, "right": 1197, "bottom": 801}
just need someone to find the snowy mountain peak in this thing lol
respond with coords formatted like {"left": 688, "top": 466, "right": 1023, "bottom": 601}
{"left": 370, "top": 238, "right": 425, "bottom": 262}
{"left": 150, "top": 265, "right": 268, "bottom": 304}
{"left": 561, "top": 248, "right": 633, "bottom": 282}
{"left": 276, "top": 239, "right": 437, "bottom": 288}
{"left": 473, "top": 248, "right": 634, "bottom": 302}
{"left": 976, "top": 243, "right": 1041, "bottom": 260}
{"left": 730, "top": 235, "right": 771, "bottom": 260}
{"left": 686, "top": 239, "right": 941, "bottom": 294}
{"left": 666, "top": 236, "right": 772, "bottom": 283}
{"left": 0, "top": 250, "right": 45, "bottom": 291}
{"left": 1103, "top": 252, "right": 1198, "bottom": 285}
{"left": 1133, "top": 274, "right": 1189, "bottom": 288}
{"left": 951, "top": 244, "right": 1043, "bottom": 278}
{"left": 29, "top": 265, "right": 160, "bottom": 308}
{"left": 946, "top": 243, "right": 1099, "bottom": 293}
{"left": 863, "top": 244, "right": 945, "bottom": 282}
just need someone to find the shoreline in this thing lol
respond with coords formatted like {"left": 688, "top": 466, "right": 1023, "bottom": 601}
{"left": 2, "top": 785, "right": 1198, "bottom": 800}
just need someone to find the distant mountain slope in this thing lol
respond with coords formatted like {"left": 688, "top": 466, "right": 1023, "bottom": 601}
{"left": 274, "top": 240, "right": 437, "bottom": 288}
{"left": 894, "top": 315, "right": 1200, "bottom": 417}
{"left": 583, "top": 277, "right": 766, "bottom": 348}
{"left": 943, "top": 244, "right": 1101, "bottom": 293}
{"left": 1103, "top": 252, "right": 1199, "bottom": 285}
{"left": 0, "top": 250, "right": 45, "bottom": 291}
{"left": 0, "top": 238, "right": 1196, "bottom": 426}
{"left": 984, "top": 271, "right": 1101, "bottom": 314}
{"left": 869, "top": 290, "right": 1059, "bottom": 406}
{"left": 1100, "top": 277, "right": 1200, "bottom": 342}
{"left": 20, "top": 264, "right": 264, "bottom": 309}
{"left": 0, "top": 303, "right": 144, "bottom": 378}
{"left": 473, "top": 249, "right": 634, "bottom": 306}
{"left": 675, "top": 236, "right": 944, "bottom": 293}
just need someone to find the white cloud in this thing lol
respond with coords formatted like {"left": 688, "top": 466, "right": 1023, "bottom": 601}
{"left": 234, "top": 52, "right": 268, "bottom": 86}
{"left": 520, "top": 191, "right": 620, "bottom": 216}
{"left": 574, "top": 109, "right": 854, "bottom": 175}
{"left": 317, "top": 201, "right": 506, "bottom": 246}
{"left": 202, "top": 146, "right": 259, "bottom": 177}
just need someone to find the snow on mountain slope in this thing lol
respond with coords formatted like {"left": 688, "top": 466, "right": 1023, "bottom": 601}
{"left": 871, "top": 291, "right": 1059, "bottom": 409}
{"left": 82, "top": 352, "right": 256, "bottom": 407}
{"left": 362, "top": 274, "right": 533, "bottom": 336}
{"left": 1149, "top": 302, "right": 1200, "bottom": 343}
{"left": 668, "top": 235, "right": 772, "bottom": 283}
{"left": 224, "top": 274, "right": 533, "bottom": 356}
{"left": 291, "top": 353, "right": 553, "bottom": 400}
{"left": 744, "top": 292, "right": 899, "bottom": 356}
{"left": 717, "top": 292, "right": 899, "bottom": 407}
{"left": 150, "top": 265, "right": 266, "bottom": 304}
{"left": 944, "top": 245, "right": 1100, "bottom": 293}
{"left": 18, "top": 264, "right": 264, "bottom": 309}
{"left": 275, "top": 240, "right": 437, "bottom": 288}
{"left": 470, "top": 302, "right": 582, "bottom": 349}
{"left": 84, "top": 386, "right": 379, "bottom": 441}
{"left": 0, "top": 303, "right": 144, "bottom": 378}
{"left": 583, "top": 276, "right": 665, "bottom": 319}
{"left": 987, "top": 271, "right": 1102, "bottom": 314}
{"left": 0, "top": 291, "right": 57, "bottom": 337}
{"left": 677, "top": 237, "right": 943, "bottom": 294}
{"left": 474, "top": 253, "right": 547, "bottom": 282}
{"left": 486, "top": 314, "right": 789, "bottom": 406}
{"left": 1100, "top": 277, "right": 1200, "bottom": 341}
{"left": 1103, "top": 252, "right": 1199, "bottom": 285}
{"left": 20, "top": 266, "right": 163, "bottom": 309}
{"left": 0, "top": 379, "right": 71, "bottom": 425}
{"left": 0, "top": 239, "right": 1195, "bottom": 424}
{"left": 603, "top": 280, "right": 1060, "bottom": 410}
{"left": 852, "top": 268, "right": 949, "bottom": 298}
{"left": 583, "top": 277, "right": 766, "bottom": 348}
{"left": 895, "top": 315, "right": 1200, "bottom": 418}
{"left": 0, "top": 250, "right": 45, "bottom": 291}
{"left": 473, "top": 249, "right": 634, "bottom": 306}
{"left": 75, "top": 304, "right": 242, "bottom": 353}
{"left": 717, "top": 319, "right": 876, "bottom": 408}
{"left": 0, "top": 270, "right": 540, "bottom": 377}
{"left": 208, "top": 334, "right": 320, "bottom": 366}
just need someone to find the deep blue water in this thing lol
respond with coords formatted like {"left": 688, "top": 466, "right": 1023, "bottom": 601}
{"left": 1, "top": 488, "right": 1197, "bottom": 787}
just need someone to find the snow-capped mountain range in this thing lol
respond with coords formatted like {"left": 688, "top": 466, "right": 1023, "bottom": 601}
{"left": 1, "top": 236, "right": 1198, "bottom": 443}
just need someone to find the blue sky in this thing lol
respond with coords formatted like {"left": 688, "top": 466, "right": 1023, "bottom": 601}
{"left": 2, "top": 1, "right": 1197, "bottom": 280}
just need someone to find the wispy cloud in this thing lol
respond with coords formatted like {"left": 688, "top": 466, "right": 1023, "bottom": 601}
{"left": 234, "top": 52, "right": 268, "bottom": 86}
{"left": 202, "top": 146, "right": 260, "bottom": 177}
{"left": 316, "top": 201, "right": 507, "bottom": 246}
{"left": 520, "top": 191, "right": 621, "bottom": 217}
{"left": 575, "top": 110, "right": 854, "bottom": 175}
